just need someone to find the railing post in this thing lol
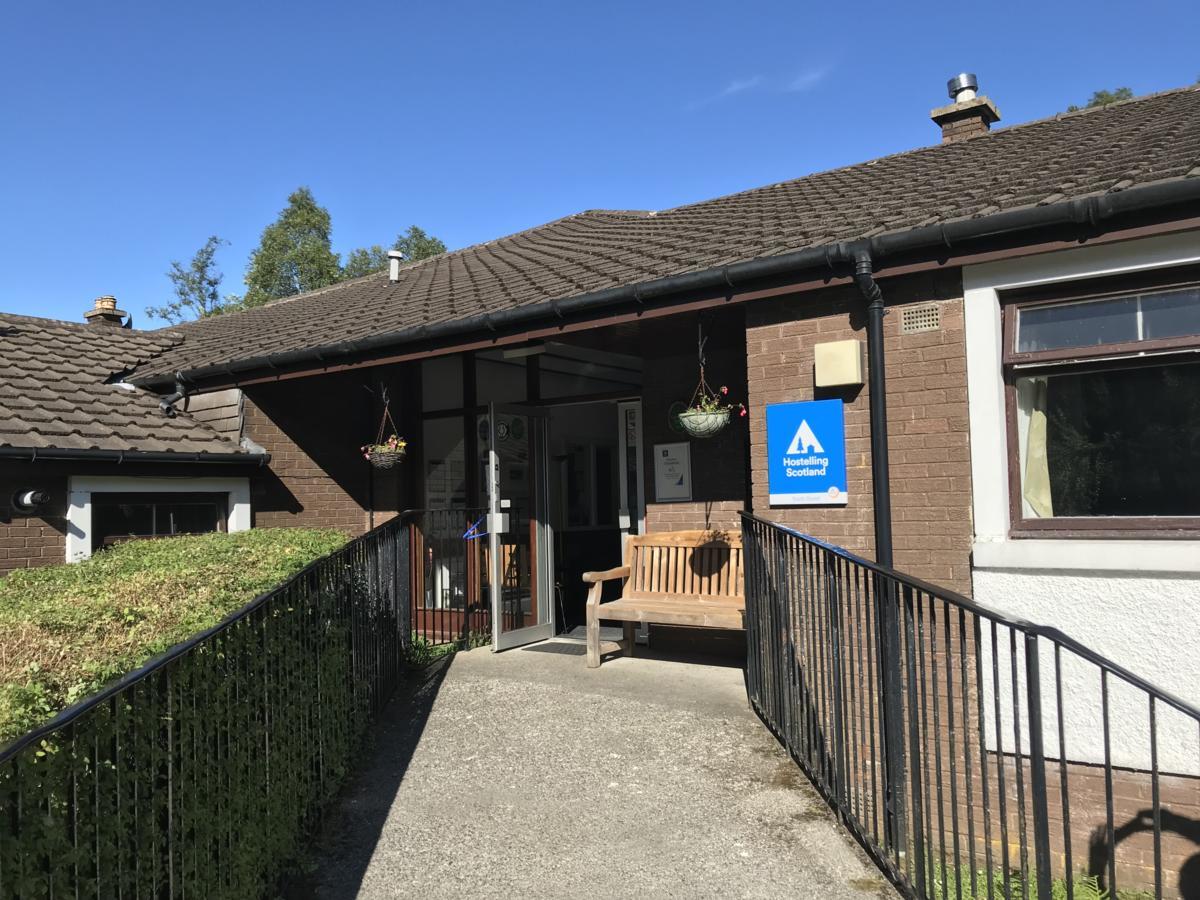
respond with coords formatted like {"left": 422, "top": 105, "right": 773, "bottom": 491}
{"left": 826, "top": 551, "right": 847, "bottom": 815}
{"left": 1024, "top": 633, "right": 1054, "bottom": 898}
{"left": 876, "top": 572, "right": 907, "bottom": 859}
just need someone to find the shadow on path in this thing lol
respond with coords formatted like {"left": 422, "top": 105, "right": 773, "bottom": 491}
{"left": 283, "top": 655, "right": 454, "bottom": 900}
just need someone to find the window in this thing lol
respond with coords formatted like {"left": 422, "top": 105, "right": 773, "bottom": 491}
{"left": 1003, "top": 266, "right": 1200, "bottom": 535}
{"left": 91, "top": 492, "right": 228, "bottom": 551}
{"left": 421, "top": 356, "right": 464, "bottom": 412}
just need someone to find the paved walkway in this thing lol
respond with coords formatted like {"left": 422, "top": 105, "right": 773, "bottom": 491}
{"left": 301, "top": 642, "right": 896, "bottom": 899}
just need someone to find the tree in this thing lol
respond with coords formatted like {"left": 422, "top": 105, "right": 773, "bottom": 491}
{"left": 1067, "top": 87, "right": 1134, "bottom": 113}
{"left": 241, "top": 187, "right": 342, "bottom": 307}
{"left": 341, "top": 245, "right": 389, "bottom": 279}
{"left": 146, "top": 235, "right": 233, "bottom": 324}
{"left": 342, "top": 226, "right": 447, "bottom": 279}
{"left": 391, "top": 225, "right": 446, "bottom": 265}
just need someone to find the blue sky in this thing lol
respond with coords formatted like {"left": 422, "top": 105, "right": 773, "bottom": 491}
{"left": 2, "top": 0, "right": 1197, "bottom": 326}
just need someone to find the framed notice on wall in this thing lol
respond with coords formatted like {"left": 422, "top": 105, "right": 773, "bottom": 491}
{"left": 653, "top": 442, "right": 692, "bottom": 502}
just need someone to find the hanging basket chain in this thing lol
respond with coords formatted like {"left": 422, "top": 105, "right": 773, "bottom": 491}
{"left": 686, "top": 323, "right": 720, "bottom": 410}
{"left": 374, "top": 386, "right": 401, "bottom": 446}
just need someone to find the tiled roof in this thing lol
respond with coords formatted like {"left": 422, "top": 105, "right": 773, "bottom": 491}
{"left": 128, "top": 86, "right": 1200, "bottom": 381}
{"left": 0, "top": 314, "right": 251, "bottom": 455}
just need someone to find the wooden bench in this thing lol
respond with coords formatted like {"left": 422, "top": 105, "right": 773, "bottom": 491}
{"left": 582, "top": 530, "right": 744, "bottom": 668}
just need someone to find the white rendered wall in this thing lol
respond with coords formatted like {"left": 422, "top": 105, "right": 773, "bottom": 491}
{"left": 66, "top": 476, "right": 252, "bottom": 562}
{"left": 974, "top": 569, "right": 1200, "bottom": 775}
{"left": 963, "top": 231, "right": 1200, "bottom": 775}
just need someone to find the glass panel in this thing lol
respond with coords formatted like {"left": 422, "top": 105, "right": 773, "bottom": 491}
{"left": 1141, "top": 286, "right": 1200, "bottom": 341}
{"left": 475, "top": 351, "right": 526, "bottom": 404}
{"left": 160, "top": 502, "right": 223, "bottom": 535}
{"left": 422, "top": 417, "right": 468, "bottom": 508}
{"left": 480, "top": 410, "right": 537, "bottom": 636}
{"left": 1015, "top": 362, "right": 1200, "bottom": 517}
{"left": 92, "top": 501, "right": 155, "bottom": 550}
{"left": 421, "top": 356, "right": 463, "bottom": 412}
{"left": 1017, "top": 295, "right": 1138, "bottom": 352}
{"left": 539, "top": 354, "right": 641, "bottom": 399}
{"left": 621, "top": 404, "right": 642, "bottom": 528}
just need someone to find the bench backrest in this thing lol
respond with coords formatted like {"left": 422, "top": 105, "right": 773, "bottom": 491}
{"left": 623, "top": 530, "right": 743, "bottom": 600}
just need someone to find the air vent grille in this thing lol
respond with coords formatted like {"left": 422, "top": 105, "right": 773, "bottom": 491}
{"left": 901, "top": 303, "right": 941, "bottom": 334}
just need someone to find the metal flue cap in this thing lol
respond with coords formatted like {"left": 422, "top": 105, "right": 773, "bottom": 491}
{"left": 947, "top": 73, "right": 978, "bottom": 99}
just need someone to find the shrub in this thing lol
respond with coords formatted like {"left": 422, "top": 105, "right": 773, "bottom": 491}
{"left": 0, "top": 528, "right": 347, "bottom": 744}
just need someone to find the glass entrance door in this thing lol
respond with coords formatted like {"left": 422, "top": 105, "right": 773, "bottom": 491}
{"left": 481, "top": 403, "right": 553, "bottom": 650}
{"left": 616, "top": 400, "right": 645, "bottom": 551}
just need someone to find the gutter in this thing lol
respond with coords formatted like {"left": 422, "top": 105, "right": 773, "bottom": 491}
{"left": 0, "top": 447, "right": 270, "bottom": 466}
{"left": 131, "top": 178, "right": 1200, "bottom": 389}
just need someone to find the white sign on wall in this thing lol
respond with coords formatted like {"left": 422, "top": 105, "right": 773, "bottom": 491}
{"left": 653, "top": 442, "right": 692, "bottom": 502}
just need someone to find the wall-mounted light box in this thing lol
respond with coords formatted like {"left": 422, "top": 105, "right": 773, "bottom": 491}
{"left": 813, "top": 339, "right": 864, "bottom": 387}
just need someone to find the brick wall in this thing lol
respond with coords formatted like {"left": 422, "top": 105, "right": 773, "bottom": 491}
{"left": 639, "top": 308, "right": 748, "bottom": 534}
{"left": 242, "top": 364, "right": 414, "bottom": 535}
{"left": 745, "top": 269, "right": 974, "bottom": 595}
{"left": 243, "top": 374, "right": 372, "bottom": 535}
{"left": 0, "top": 463, "right": 68, "bottom": 573}
{"left": 0, "top": 459, "right": 260, "bottom": 574}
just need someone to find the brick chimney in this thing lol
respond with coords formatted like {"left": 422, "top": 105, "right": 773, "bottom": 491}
{"left": 930, "top": 73, "right": 1000, "bottom": 143}
{"left": 84, "top": 295, "right": 128, "bottom": 327}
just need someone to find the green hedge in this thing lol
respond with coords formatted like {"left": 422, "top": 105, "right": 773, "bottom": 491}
{"left": 0, "top": 528, "right": 349, "bottom": 744}
{"left": 0, "top": 521, "right": 411, "bottom": 899}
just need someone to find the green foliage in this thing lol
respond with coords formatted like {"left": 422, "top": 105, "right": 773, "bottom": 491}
{"left": 0, "top": 528, "right": 347, "bottom": 743}
{"left": 240, "top": 187, "right": 343, "bottom": 308}
{"left": 391, "top": 225, "right": 447, "bottom": 265}
{"left": 928, "top": 862, "right": 1153, "bottom": 900}
{"left": 342, "top": 244, "right": 390, "bottom": 279}
{"left": 161, "top": 187, "right": 448, "bottom": 321}
{"left": 0, "top": 524, "right": 410, "bottom": 899}
{"left": 1067, "top": 87, "right": 1134, "bottom": 112}
{"left": 403, "top": 629, "right": 489, "bottom": 668}
{"left": 342, "top": 225, "right": 448, "bottom": 279}
{"left": 146, "top": 235, "right": 235, "bottom": 324}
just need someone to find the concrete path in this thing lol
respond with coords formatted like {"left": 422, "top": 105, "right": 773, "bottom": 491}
{"left": 301, "top": 643, "right": 896, "bottom": 899}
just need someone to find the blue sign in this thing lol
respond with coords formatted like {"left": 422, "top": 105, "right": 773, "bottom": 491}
{"left": 765, "top": 399, "right": 848, "bottom": 506}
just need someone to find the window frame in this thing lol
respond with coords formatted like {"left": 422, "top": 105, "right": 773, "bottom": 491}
{"left": 65, "top": 476, "right": 251, "bottom": 563}
{"left": 90, "top": 491, "right": 229, "bottom": 550}
{"left": 1000, "top": 264, "right": 1200, "bottom": 539}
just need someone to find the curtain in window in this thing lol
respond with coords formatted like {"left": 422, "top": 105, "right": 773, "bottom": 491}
{"left": 1016, "top": 377, "right": 1053, "bottom": 518}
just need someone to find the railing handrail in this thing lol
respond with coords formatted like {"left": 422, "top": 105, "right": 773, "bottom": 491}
{"left": 0, "top": 513, "right": 414, "bottom": 763}
{"left": 739, "top": 511, "right": 1200, "bottom": 723}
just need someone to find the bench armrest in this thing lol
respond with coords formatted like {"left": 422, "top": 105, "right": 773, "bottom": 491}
{"left": 582, "top": 565, "right": 630, "bottom": 584}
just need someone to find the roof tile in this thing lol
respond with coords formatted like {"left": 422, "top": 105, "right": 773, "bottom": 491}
{"left": 0, "top": 314, "right": 251, "bottom": 456}
{"left": 116, "top": 87, "right": 1200, "bottom": 381}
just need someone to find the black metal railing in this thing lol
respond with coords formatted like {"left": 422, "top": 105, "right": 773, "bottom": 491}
{"left": 409, "top": 507, "right": 489, "bottom": 646}
{"left": 741, "top": 512, "right": 1200, "bottom": 900}
{"left": 0, "top": 516, "right": 411, "bottom": 900}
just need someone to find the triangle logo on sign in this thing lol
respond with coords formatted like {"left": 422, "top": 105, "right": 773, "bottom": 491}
{"left": 785, "top": 420, "right": 824, "bottom": 455}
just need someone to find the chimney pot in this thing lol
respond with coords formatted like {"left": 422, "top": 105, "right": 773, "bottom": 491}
{"left": 931, "top": 74, "right": 1000, "bottom": 143}
{"left": 947, "top": 72, "right": 979, "bottom": 102}
{"left": 84, "top": 295, "right": 128, "bottom": 326}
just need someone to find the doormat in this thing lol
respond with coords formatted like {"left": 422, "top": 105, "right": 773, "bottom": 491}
{"left": 521, "top": 642, "right": 588, "bottom": 656}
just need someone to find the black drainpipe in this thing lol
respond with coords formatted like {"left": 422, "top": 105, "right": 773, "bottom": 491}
{"left": 852, "top": 248, "right": 893, "bottom": 567}
{"left": 852, "top": 246, "right": 905, "bottom": 854}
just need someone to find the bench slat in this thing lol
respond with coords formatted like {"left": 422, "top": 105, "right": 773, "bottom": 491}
{"left": 593, "top": 601, "right": 745, "bottom": 628}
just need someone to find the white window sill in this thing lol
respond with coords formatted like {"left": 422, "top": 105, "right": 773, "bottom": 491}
{"left": 972, "top": 539, "right": 1200, "bottom": 575}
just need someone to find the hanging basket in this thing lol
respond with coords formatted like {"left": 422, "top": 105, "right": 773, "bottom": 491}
{"left": 366, "top": 448, "right": 407, "bottom": 469}
{"left": 678, "top": 409, "right": 731, "bottom": 438}
{"left": 362, "top": 387, "right": 407, "bottom": 469}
